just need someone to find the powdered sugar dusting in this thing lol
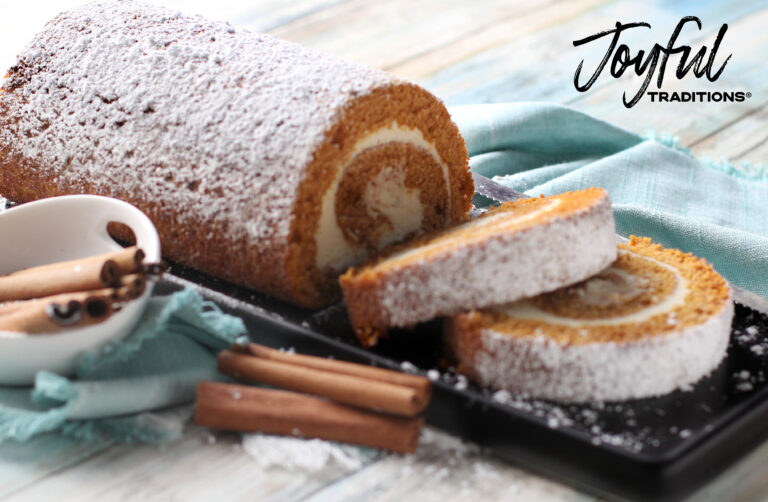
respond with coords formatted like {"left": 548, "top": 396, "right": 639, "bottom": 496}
{"left": 364, "top": 191, "right": 616, "bottom": 328}
{"left": 241, "top": 433, "right": 371, "bottom": 472}
{"left": 239, "top": 427, "right": 582, "bottom": 498}
{"left": 471, "top": 297, "right": 733, "bottom": 402}
{"left": 0, "top": 0, "right": 396, "bottom": 248}
{"left": 389, "top": 427, "right": 583, "bottom": 499}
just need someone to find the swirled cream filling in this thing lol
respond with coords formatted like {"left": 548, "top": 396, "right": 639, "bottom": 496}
{"left": 501, "top": 250, "right": 689, "bottom": 327}
{"left": 314, "top": 122, "right": 451, "bottom": 272}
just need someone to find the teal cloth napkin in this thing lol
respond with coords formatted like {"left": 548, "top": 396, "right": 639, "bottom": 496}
{"left": 0, "top": 288, "right": 245, "bottom": 444}
{"left": 450, "top": 103, "right": 768, "bottom": 298}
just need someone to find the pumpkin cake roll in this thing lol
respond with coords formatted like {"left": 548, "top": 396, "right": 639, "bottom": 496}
{"left": 341, "top": 188, "right": 616, "bottom": 347}
{"left": 0, "top": 1, "right": 472, "bottom": 308}
{"left": 446, "top": 237, "right": 734, "bottom": 403}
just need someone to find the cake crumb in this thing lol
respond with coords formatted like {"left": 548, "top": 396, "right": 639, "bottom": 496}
{"left": 492, "top": 390, "right": 512, "bottom": 403}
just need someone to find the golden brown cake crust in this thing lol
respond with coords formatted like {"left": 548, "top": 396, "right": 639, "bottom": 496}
{"left": 341, "top": 189, "right": 616, "bottom": 346}
{"left": 0, "top": 3, "right": 472, "bottom": 309}
{"left": 455, "top": 236, "right": 731, "bottom": 345}
{"left": 444, "top": 237, "right": 734, "bottom": 402}
{"left": 287, "top": 83, "right": 472, "bottom": 307}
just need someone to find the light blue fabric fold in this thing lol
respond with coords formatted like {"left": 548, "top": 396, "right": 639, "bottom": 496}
{"left": 449, "top": 103, "right": 768, "bottom": 298}
{"left": 0, "top": 288, "right": 245, "bottom": 444}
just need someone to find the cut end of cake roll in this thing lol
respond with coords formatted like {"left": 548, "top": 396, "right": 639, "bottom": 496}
{"left": 446, "top": 236, "right": 734, "bottom": 403}
{"left": 286, "top": 82, "right": 473, "bottom": 308}
{"left": 341, "top": 188, "right": 617, "bottom": 347}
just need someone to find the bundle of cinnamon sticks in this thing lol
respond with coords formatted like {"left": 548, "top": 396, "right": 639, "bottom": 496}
{"left": 195, "top": 342, "right": 432, "bottom": 453}
{"left": 0, "top": 246, "right": 161, "bottom": 334}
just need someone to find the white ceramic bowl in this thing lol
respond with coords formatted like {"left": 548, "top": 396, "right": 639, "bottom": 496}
{"left": 0, "top": 195, "right": 161, "bottom": 385}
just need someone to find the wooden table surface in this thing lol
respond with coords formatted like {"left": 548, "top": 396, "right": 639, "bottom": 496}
{"left": 1, "top": 0, "right": 766, "bottom": 500}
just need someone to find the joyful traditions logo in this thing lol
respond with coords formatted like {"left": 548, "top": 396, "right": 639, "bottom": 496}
{"left": 572, "top": 16, "right": 749, "bottom": 108}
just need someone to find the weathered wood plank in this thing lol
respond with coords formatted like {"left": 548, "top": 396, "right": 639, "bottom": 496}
{"left": 421, "top": 0, "right": 766, "bottom": 104}
{"left": 268, "top": 0, "right": 564, "bottom": 73}
{"left": 563, "top": 5, "right": 768, "bottom": 147}
{"left": 389, "top": 0, "right": 609, "bottom": 80}
{"left": 690, "top": 104, "right": 768, "bottom": 160}
{"left": 304, "top": 429, "right": 595, "bottom": 502}
{"left": 1, "top": 428, "right": 375, "bottom": 502}
{"left": 730, "top": 136, "right": 768, "bottom": 164}
{"left": 0, "top": 434, "right": 112, "bottom": 498}
{"left": 689, "top": 429, "right": 768, "bottom": 501}
{"left": 167, "top": 0, "right": 352, "bottom": 33}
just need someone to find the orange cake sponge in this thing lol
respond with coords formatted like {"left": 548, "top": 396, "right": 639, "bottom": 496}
{"left": 341, "top": 188, "right": 616, "bottom": 346}
{"left": 446, "top": 237, "right": 734, "bottom": 402}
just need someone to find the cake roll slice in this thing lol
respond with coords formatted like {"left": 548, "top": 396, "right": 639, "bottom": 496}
{"left": 341, "top": 188, "right": 616, "bottom": 346}
{"left": 446, "top": 236, "right": 734, "bottom": 403}
{"left": 0, "top": 1, "right": 473, "bottom": 309}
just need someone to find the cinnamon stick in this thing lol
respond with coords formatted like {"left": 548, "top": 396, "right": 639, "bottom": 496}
{"left": 236, "top": 342, "right": 431, "bottom": 395}
{"left": 0, "top": 247, "right": 144, "bottom": 302}
{"left": 109, "top": 247, "right": 145, "bottom": 275}
{"left": 2, "top": 291, "right": 92, "bottom": 318}
{"left": 81, "top": 294, "right": 114, "bottom": 322}
{"left": 218, "top": 350, "right": 429, "bottom": 417}
{"left": 0, "top": 294, "right": 113, "bottom": 334}
{"left": 113, "top": 273, "right": 147, "bottom": 301}
{"left": 0, "top": 298, "right": 47, "bottom": 317}
{"left": 195, "top": 381, "right": 423, "bottom": 453}
{"left": 0, "top": 260, "right": 117, "bottom": 302}
{"left": 0, "top": 274, "right": 145, "bottom": 318}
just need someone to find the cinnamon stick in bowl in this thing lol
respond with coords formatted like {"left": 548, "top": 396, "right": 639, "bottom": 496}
{"left": 109, "top": 247, "right": 146, "bottom": 275}
{"left": 0, "top": 272, "right": 146, "bottom": 317}
{"left": 0, "top": 294, "right": 113, "bottom": 334}
{"left": 0, "top": 246, "right": 145, "bottom": 302}
{"left": 195, "top": 381, "right": 423, "bottom": 453}
{"left": 113, "top": 273, "right": 148, "bottom": 302}
{"left": 218, "top": 346, "right": 431, "bottom": 417}
{"left": 0, "top": 273, "right": 146, "bottom": 333}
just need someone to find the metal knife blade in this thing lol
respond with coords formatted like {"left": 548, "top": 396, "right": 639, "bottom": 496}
{"left": 471, "top": 172, "right": 528, "bottom": 203}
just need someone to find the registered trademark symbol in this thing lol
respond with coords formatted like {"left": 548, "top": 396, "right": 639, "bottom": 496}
{"left": 747, "top": 92, "right": 752, "bottom": 98}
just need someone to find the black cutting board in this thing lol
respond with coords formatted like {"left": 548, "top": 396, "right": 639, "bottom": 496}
{"left": 156, "top": 261, "right": 768, "bottom": 502}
